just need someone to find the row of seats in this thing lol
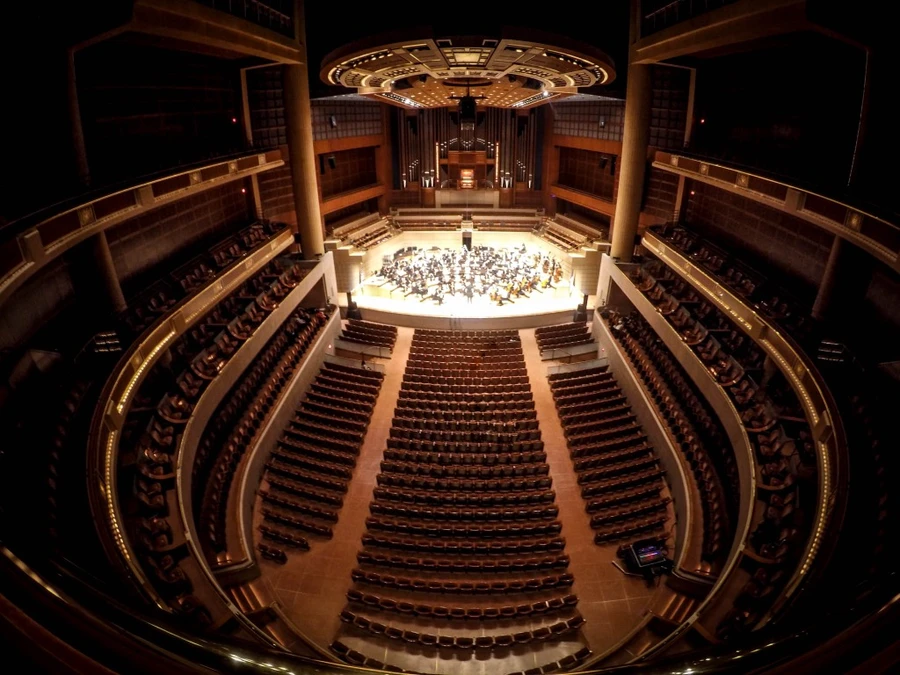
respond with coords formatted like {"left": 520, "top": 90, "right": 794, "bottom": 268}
{"left": 335, "top": 328, "right": 582, "bottom": 672}
{"left": 539, "top": 223, "right": 586, "bottom": 251}
{"left": 607, "top": 310, "right": 733, "bottom": 562}
{"left": 346, "top": 588, "right": 578, "bottom": 620}
{"left": 392, "top": 415, "right": 538, "bottom": 431}
{"left": 339, "top": 608, "right": 586, "bottom": 649}
{"left": 395, "top": 220, "right": 459, "bottom": 231}
{"left": 535, "top": 322, "right": 594, "bottom": 352}
{"left": 623, "top": 257, "right": 818, "bottom": 638}
{"left": 348, "top": 221, "right": 396, "bottom": 250}
{"left": 370, "top": 501, "right": 558, "bottom": 522}
{"left": 350, "top": 568, "right": 574, "bottom": 594}
{"left": 548, "top": 365, "right": 670, "bottom": 546}
{"left": 340, "top": 319, "right": 397, "bottom": 350}
{"left": 474, "top": 221, "right": 538, "bottom": 232}
{"left": 654, "top": 224, "right": 814, "bottom": 345}
{"left": 256, "top": 361, "right": 383, "bottom": 560}
{"left": 196, "top": 307, "right": 332, "bottom": 556}
{"left": 121, "top": 220, "right": 286, "bottom": 336}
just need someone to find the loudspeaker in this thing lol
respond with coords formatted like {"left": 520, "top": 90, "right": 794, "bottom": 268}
{"left": 346, "top": 292, "right": 362, "bottom": 320}
{"left": 573, "top": 293, "right": 588, "bottom": 322}
{"left": 327, "top": 155, "right": 337, "bottom": 170}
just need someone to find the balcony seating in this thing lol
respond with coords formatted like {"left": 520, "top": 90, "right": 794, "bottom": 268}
{"left": 333, "top": 329, "right": 582, "bottom": 671}
{"left": 120, "top": 221, "right": 287, "bottom": 337}
{"left": 622, "top": 253, "right": 821, "bottom": 636}
{"left": 654, "top": 224, "right": 815, "bottom": 346}
{"left": 193, "top": 306, "right": 332, "bottom": 557}
{"left": 347, "top": 221, "right": 396, "bottom": 250}
{"left": 113, "top": 255, "right": 311, "bottom": 620}
{"left": 607, "top": 310, "right": 736, "bottom": 562}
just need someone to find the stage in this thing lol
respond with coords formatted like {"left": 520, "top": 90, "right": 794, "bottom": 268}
{"left": 346, "top": 277, "right": 593, "bottom": 330}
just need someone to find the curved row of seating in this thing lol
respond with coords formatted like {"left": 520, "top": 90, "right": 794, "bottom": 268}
{"left": 339, "top": 608, "right": 586, "bottom": 648}
{"left": 608, "top": 310, "right": 734, "bottom": 564}
{"left": 120, "top": 220, "right": 286, "bottom": 337}
{"left": 626, "top": 258, "right": 819, "bottom": 639}
{"left": 253, "top": 361, "right": 383, "bottom": 561}
{"left": 548, "top": 365, "right": 671, "bottom": 546}
{"left": 194, "top": 307, "right": 332, "bottom": 559}
{"left": 116, "top": 255, "right": 311, "bottom": 626}
{"left": 654, "top": 225, "right": 814, "bottom": 345}
{"left": 334, "top": 329, "right": 586, "bottom": 672}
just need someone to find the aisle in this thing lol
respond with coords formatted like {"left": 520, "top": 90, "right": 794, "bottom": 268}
{"left": 258, "top": 327, "right": 415, "bottom": 649}
{"left": 519, "top": 329, "right": 660, "bottom": 659}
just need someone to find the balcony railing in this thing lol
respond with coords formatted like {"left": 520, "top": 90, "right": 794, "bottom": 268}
{"left": 641, "top": 0, "right": 740, "bottom": 37}
{"left": 192, "top": 0, "right": 294, "bottom": 37}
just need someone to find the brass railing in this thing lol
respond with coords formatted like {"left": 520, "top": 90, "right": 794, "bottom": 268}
{"left": 87, "top": 229, "right": 294, "bottom": 609}
{"left": 641, "top": 231, "right": 848, "bottom": 616}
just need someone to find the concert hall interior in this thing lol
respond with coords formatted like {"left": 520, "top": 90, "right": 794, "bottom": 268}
{"left": 1, "top": 1, "right": 899, "bottom": 673}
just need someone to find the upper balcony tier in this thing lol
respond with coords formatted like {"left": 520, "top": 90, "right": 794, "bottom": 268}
{"left": 0, "top": 149, "right": 285, "bottom": 313}
{"left": 653, "top": 151, "right": 900, "bottom": 272}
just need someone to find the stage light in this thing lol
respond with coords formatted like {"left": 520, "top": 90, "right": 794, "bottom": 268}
{"left": 231, "top": 117, "right": 237, "bottom": 123}
{"left": 241, "top": 188, "right": 246, "bottom": 194}
{"left": 700, "top": 118, "right": 705, "bottom": 124}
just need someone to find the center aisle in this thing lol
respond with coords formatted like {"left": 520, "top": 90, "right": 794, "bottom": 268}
{"left": 258, "top": 326, "right": 416, "bottom": 650}
{"left": 332, "top": 329, "right": 589, "bottom": 675}
{"left": 518, "top": 329, "right": 660, "bottom": 661}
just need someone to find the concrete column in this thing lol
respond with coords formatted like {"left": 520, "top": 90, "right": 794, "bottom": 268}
{"left": 282, "top": 0, "right": 324, "bottom": 258}
{"left": 672, "top": 174, "right": 688, "bottom": 223}
{"left": 812, "top": 236, "right": 873, "bottom": 323}
{"left": 610, "top": 61, "right": 652, "bottom": 261}
{"left": 91, "top": 230, "right": 127, "bottom": 314}
{"left": 68, "top": 231, "right": 126, "bottom": 318}
{"left": 812, "top": 236, "right": 844, "bottom": 321}
{"left": 67, "top": 49, "right": 90, "bottom": 188}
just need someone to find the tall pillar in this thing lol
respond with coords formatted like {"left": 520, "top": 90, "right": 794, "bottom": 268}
{"left": 812, "top": 236, "right": 844, "bottom": 321}
{"left": 610, "top": 61, "right": 652, "bottom": 261}
{"left": 282, "top": 0, "right": 324, "bottom": 258}
{"left": 67, "top": 48, "right": 90, "bottom": 188}
{"left": 812, "top": 236, "right": 873, "bottom": 323}
{"left": 68, "top": 231, "right": 127, "bottom": 319}
{"left": 91, "top": 231, "right": 127, "bottom": 314}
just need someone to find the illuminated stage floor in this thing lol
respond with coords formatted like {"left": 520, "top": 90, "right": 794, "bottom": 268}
{"left": 348, "top": 277, "right": 594, "bottom": 329}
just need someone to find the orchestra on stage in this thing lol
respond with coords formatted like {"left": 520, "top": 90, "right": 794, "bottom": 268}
{"left": 375, "top": 245, "right": 565, "bottom": 306}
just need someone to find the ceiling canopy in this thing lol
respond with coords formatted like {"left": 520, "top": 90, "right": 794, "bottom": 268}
{"left": 320, "top": 33, "right": 617, "bottom": 109}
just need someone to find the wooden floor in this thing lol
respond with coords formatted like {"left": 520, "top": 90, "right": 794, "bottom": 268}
{"left": 251, "top": 326, "right": 671, "bottom": 668}
{"left": 519, "top": 330, "right": 663, "bottom": 657}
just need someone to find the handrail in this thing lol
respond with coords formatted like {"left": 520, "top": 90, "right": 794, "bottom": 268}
{"left": 3, "top": 538, "right": 899, "bottom": 675}
{"left": 641, "top": 231, "right": 848, "bottom": 616}
{"left": 87, "top": 228, "right": 294, "bottom": 609}
{"left": 0, "top": 149, "right": 285, "bottom": 312}
{"left": 653, "top": 151, "right": 900, "bottom": 271}
{"left": 600, "top": 257, "right": 757, "bottom": 654}
{"left": 172, "top": 263, "right": 336, "bottom": 628}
